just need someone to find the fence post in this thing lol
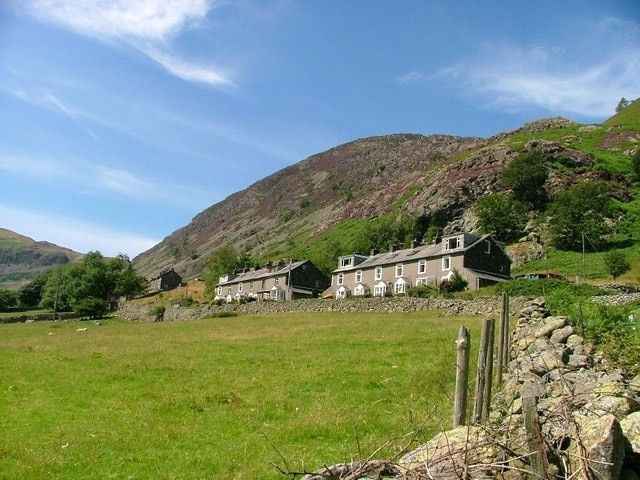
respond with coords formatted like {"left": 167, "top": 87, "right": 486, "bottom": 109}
{"left": 453, "top": 325, "right": 470, "bottom": 428}
{"left": 473, "top": 317, "right": 495, "bottom": 424}
{"left": 482, "top": 317, "right": 495, "bottom": 421}
{"left": 502, "top": 292, "right": 510, "bottom": 368}
{"left": 495, "top": 292, "right": 509, "bottom": 388}
{"left": 522, "top": 394, "right": 549, "bottom": 479}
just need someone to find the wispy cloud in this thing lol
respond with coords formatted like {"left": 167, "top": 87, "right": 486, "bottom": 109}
{"left": 0, "top": 205, "right": 159, "bottom": 257}
{"left": 0, "top": 153, "right": 210, "bottom": 210}
{"left": 400, "top": 17, "right": 640, "bottom": 119}
{"left": 23, "top": 0, "right": 234, "bottom": 87}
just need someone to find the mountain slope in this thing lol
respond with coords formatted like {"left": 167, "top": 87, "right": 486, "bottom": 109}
{"left": 0, "top": 228, "right": 84, "bottom": 289}
{"left": 133, "top": 106, "right": 640, "bottom": 281}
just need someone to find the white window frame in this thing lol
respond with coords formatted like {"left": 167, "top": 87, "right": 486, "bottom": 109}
{"left": 374, "top": 266, "right": 382, "bottom": 281}
{"left": 417, "top": 259, "right": 427, "bottom": 275}
{"left": 444, "top": 236, "right": 460, "bottom": 251}
{"left": 355, "top": 270, "right": 362, "bottom": 283}
{"left": 442, "top": 255, "right": 451, "bottom": 271}
{"left": 485, "top": 240, "right": 491, "bottom": 254}
{"left": 238, "top": 282, "right": 243, "bottom": 293}
{"left": 337, "top": 272, "right": 344, "bottom": 285}
{"left": 340, "top": 257, "right": 353, "bottom": 268}
{"left": 395, "top": 263, "right": 403, "bottom": 278}
{"left": 373, "top": 282, "right": 387, "bottom": 297}
{"left": 416, "top": 276, "right": 436, "bottom": 286}
{"left": 394, "top": 278, "right": 410, "bottom": 294}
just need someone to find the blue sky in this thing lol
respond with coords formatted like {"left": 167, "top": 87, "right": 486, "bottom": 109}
{"left": 1, "top": 1, "right": 638, "bottom": 258}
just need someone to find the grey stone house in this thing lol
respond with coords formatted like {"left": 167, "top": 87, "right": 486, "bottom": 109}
{"left": 150, "top": 268, "right": 183, "bottom": 291}
{"left": 215, "top": 259, "right": 329, "bottom": 302}
{"left": 329, "top": 233, "right": 511, "bottom": 299}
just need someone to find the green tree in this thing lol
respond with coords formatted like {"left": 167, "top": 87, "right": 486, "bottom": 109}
{"left": 203, "top": 244, "right": 251, "bottom": 294}
{"left": 0, "top": 289, "right": 18, "bottom": 310}
{"left": 631, "top": 151, "right": 640, "bottom": 182}
{"left": 616, "top": 97, "right": 632, "bottom": 112}
{"left": 73, "top": 296, "right": 108, "bottom": 319}
{"left": 18, "top": 274, "right": 47, "bottom": 307}
{"left": 603, "top": 250, "right": 631, "bottom": 281}
{"left": 548, "top": 181, "right": 616, "bottom": 251}
{"left": 41, "top": 252, "right": 147, "bottom": 311}
{"left": 500, "top": 150, "right": 548, "bottom": 208}
{"left": 475, "top": 193, "right": 528, "bottom": 241}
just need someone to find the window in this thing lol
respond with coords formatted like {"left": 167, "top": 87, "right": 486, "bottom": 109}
{"left": 417, "top": 276, "right": 436, "bottom": 286}
{"left": 394, "top": 279, "right": 410, "bottom": 294}
{"left": 418, "top": 259, "right": 427, "bottom": 275}
{"left": 337, "top": 272, "right": 344, "bottom": 285}
{"left": 442, "top": 255, "right": 451, "bottom": 271}
{"left": 216, "top": 286, "right": 222, "bottom": 296}
{"left": 274, "top": 277, "right": 279, "bottom": 286}
{"left": 395, "top": 264, "right": 403, "bottom": 278}
{"left": 249, "top": 282, "right": 253, "bottom": 291}
{"left": 485, "top": 240, "right": 491, "bottom": 254}
{"left": 374, "top": 282, "right": 387, "bottom": 297}
{"left": 444, "top": 236, "right": 460, "bottom": 251}
{"left": 355, "top": 270, "right": 362, "bottom": 283}
{"left": 374, "top": 266, "right": 382, "bottom": 281}
{"left": 340, "top": 257, "right": 353, "bottom": 268}
{"left": 238, "top": 282, "right": 243, "bottom": 293}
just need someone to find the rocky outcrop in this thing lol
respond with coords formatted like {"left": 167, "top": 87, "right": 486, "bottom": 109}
{"left": 301, "top": 298, "right": 640, "bottom": 479}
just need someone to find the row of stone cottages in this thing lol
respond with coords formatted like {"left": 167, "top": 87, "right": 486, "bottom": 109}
{"left": 213, "top": 232, "right": 512, "bottom": 302}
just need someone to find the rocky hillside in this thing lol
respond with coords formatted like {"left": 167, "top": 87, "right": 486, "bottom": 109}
{"left": 133, "top": 103, "right": 640, "bottom": 280}
{"left": 0, "top": 228, "right": 83, "bottom": 289}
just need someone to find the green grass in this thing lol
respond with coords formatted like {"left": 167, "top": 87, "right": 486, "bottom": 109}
{"left": 0, "top": 311, "right": 483, "bottom": 479}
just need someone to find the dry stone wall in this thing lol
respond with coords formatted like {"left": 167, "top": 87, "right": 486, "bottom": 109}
{"left": 118, "top": 296, "right": 529, "bottom": 322}
{"left": 301, "top": 298, "right": 640, "bottom": 480}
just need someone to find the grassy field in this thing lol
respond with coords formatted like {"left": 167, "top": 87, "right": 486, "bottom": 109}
{"left": 0, "top": 311, "right": 483, "bottom": 479}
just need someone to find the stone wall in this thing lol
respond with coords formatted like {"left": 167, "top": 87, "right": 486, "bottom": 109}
{"left": 118, "top": 296, "right": 530, "bottom": 322}
{"left": 301, "top": 298, "right": 640, "bottom": 480}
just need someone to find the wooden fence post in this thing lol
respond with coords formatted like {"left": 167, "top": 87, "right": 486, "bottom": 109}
{"left": 482, "top": 317, "right": 495, "bottom": 421}
{"left": 495, "top": 292, "right": 509, "bottom": 388}
{"left": 502, "top": 292, "right": 510, "bottom": 367}
{"left": 522, "top": 394, "right": 549, "bottom": 479}
{"left": 473, "top": 317, "right": 495, "bottom": 424}
{"left": 453, "top": 325, "right": 470, "bottom": 428}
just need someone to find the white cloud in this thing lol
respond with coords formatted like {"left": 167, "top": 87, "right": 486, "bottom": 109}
{"left": 0, "top": 205, "right": 159, "bottom": 257}
{"left": 0, "top": 153, "right": 210, "bottom": 210}
{"left": 142, "top": 47, "right": 236, "bottom": 87}
{"left": 403, "top": 18, "right": 640, "bottom": 119}
{"left": 25, "top": 0, "right": 213, "bottom": 41}
{"left": 23, "top": 0, "right": 235, "bottom": 87}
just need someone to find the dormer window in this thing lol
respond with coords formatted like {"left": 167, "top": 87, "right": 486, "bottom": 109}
{"left": 444, "top": 236, "right": 461, "bottom": 251}
{"left": 339, "top": 257, "right": 353, "bottom": 269}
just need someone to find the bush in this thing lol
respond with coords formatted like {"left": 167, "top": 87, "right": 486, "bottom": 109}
{"left": 150, "top": 305, "right": 166, "bottom": 321}
{"left": 407, "top": 284, "right": 437, "bottom": 298}
{"left": 73, "top": 297, "right": 108, "bottom": 319}
{"left": 439, "top": 270, "right": 468, "bottom": 294}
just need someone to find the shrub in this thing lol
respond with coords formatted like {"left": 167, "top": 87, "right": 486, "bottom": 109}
{"left": 73, "top": 297, "right": 108, "bottom": 319}
{"left": 150, "top": 305, "right": 166, "bottom": 321}
{"left": 603, "top": 250, "right": 631, "bottom": 281}
{"left": 439, "top": 270, "right": 468, "bottom": 294}
{"left": 407, "top": 284, "right": 437, "bottom": 298}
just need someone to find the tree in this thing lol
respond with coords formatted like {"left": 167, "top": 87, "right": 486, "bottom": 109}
{"left": 18, "top": 274, "right": 47, "bottom": 307}
{"left": 0, "top": 289, "right": 18, "bottom": 311}
{"left": 203, "top": 244, "right": 251, "bottom": 294}
{"left": 40, "top": 252, "right": 148, "bottom": 311}
{"left": 500, "top": 150, "right": 548, "bottom": 208}
{"left": 475, "top": 193, "right": 528, "bottom": 241}
{"left": 73, "top": 296, "right": 108, "bottom": 319}
{"left": 631, "top": 151, "right": 640, "bottom": 182}
{"left": 603, "top": 250, "right": 631, "bottom": 282}
{"left": 548, "top": 181, "right": 616, "bottom": 251}
{"left": 616, "top": 97, "right": 632, "bottom": 112}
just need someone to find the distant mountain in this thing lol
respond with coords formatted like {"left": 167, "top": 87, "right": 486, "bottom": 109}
{"left": 133, "top": 101, "right": 640, "bottom": 280}
{"left": 0, "top": 228, "right": 84, "bottom": 290}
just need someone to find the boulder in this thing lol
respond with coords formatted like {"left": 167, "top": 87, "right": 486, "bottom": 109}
{"left": 569, "top": 413, "right": 625, "bottom": 480}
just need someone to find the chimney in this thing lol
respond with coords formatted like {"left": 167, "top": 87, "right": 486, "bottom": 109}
{"left": 370, "top": 248, "right": 379, "bottom": 256}
{"left": 410, "top": 238, "right": 417, "bottom": 249}
{"left": 266, "top": 261, "right": 273, "bottom": 273}
{"left": 389, "top": 244, "right": 397, "bottom": 253}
